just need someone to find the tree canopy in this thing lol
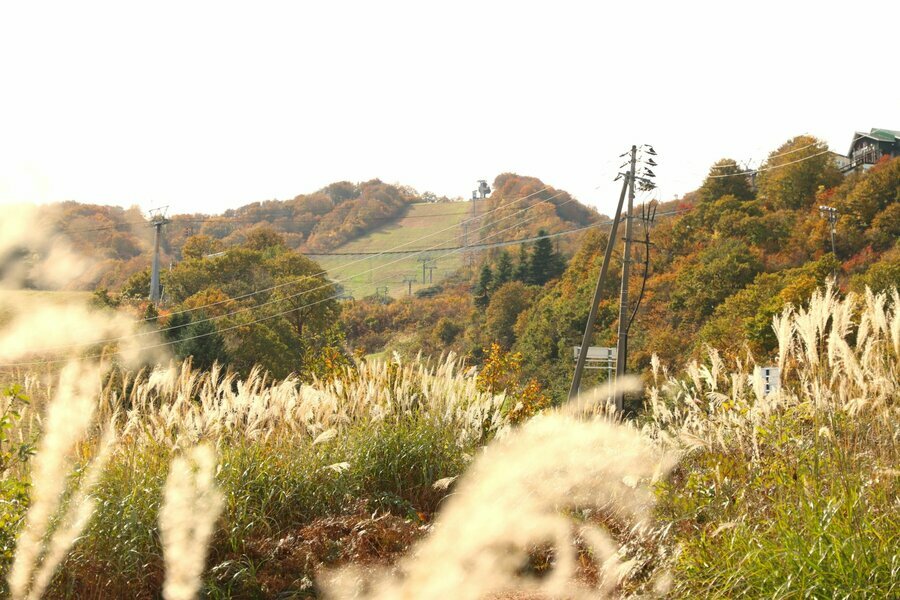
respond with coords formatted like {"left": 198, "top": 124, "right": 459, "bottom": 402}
{"left": 756, "top": 135, "right": 842, "bottom": 210}
{"left": 160, "top": 231, "right": 343, "bottom": 379}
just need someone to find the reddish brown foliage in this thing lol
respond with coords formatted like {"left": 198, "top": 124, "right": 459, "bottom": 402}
{"left": 229, "top": 511, "right": 426, "bottom": 597}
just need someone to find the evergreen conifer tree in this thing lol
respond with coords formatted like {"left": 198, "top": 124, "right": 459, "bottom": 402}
{"left": 514, "top": 244, "right": 530, "bottom": 282}
{"left": 474, "top": 264, "right": 493, "bottom": 308}
{"left": 176, "top": 315, "right": 228, "bottom": 370}
{"left": 164, "top": 311, "right": 191, "bottom": 342}
{"left": 528, "top": 229, "right": 564, "bottom": 285}
{"left": 493, "top": 250, "right": 514, "bottom": 290}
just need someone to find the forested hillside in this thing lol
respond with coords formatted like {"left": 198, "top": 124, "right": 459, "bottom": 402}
{"left": 42, "top": 179, "right": 431, "bottom": 290}
{"left": 474, "top": 173, "right": 600, "bottom": 252}
{"left": 337, "top": 136, "right": 898, "bottom": 403}
{"left": 35, "top": 136, "right": 898, "bottom": 400}
{"left": 504, "top": 136, "right": 899, "bottom": 399}
{"left": 3, "top": 134, "right": 897, "bottom": 600}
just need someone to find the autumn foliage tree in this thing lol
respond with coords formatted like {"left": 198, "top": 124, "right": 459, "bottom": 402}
{"left": 161, "top": 230, "right": 342, "bottom": 379}
{"left": 696, "top": 158, "right": 754, "bottom": 203}
{"left": 668, "top": 239, "right": 762, "bottom": 325}
{"left": 181, "top": 234, "right": 224, "bottom": 259}
{"left": 484, "top": 281, "right": 537, "bottom": 349}
{"left": 756, "top": 135, "right": 842, "bottom": 210}
{"left": 477, "top": 343, "right": 550, "bottom": 424}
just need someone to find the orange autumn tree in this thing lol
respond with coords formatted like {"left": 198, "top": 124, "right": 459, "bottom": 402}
{"left": 477, "top": 343, "right": 550, "bottom": 424}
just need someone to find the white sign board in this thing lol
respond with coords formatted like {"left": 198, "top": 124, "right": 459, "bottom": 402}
{"left": 573, "top": 346, "right": 616, "bottom": 372}
{"left": 573, "top": 346, "right": 616, "bottom": 360}
{"left": 754, "top": 366, "right": 781, "bottom": 395}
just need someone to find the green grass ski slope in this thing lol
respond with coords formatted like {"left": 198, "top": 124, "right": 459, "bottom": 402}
{"left": 313, "top": 202, "right": 473, "bottom": 299}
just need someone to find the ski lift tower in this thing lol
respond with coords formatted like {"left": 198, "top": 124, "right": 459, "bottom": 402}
{"left": 148, "top": 206, "right": 171, "bottom": 304}
{"left": 466, "top": 180, "right": 492, "bottom": 264}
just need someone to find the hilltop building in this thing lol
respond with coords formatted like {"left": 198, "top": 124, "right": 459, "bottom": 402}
{"left": 845, "top": 128, "right": 900, "bottom": 172}
{"left": 828, "top": 151, "right": 851, "bottom": 171}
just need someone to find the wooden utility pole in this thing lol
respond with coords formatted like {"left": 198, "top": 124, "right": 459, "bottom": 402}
{"left": 568, "top": 151, "right": 632, "bottom": 401}
{"left": 614, "top": 146, "right": 638, "bottom": 410}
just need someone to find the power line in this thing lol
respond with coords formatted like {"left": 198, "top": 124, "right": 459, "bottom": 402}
{"left": 305, "top": 229, "right": 574, "bottom": 256}
{"left": 128, "top": 186, "right": 559, "bottom": 323}
{"left": 58, "top": 220, "right": 149, "bottom": 234}
{"left": 706, "top": 139, "right": 825, "bottom": 170}
{"left": 0, "top": 194, "right": 585, "bottom": 367}
{"left": 7, "top": 189, "right": 574, "bottom": 357}
{"left": 1, "top": 204, "right": 697, "bottom": 368}
{"left": 704, "top": 149, "right": 833, "bottom": 179}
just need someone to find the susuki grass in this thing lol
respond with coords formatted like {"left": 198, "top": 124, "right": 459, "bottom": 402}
{"left": 5, "top": 362, "right": 106, "bottom": 600}
{"left": 13, "top": 354, "right": 505, "bottom": 597}
{"left": 646, "top": 285, "right": 899, "bottom": 598}
{"left": 323, "top": 379, "right": 674, "bottom": 599}
{"left": 0, "top": 283, "right": 896, "bottom": 598}
{"left": 159, "top": 444, "right": 223, "bottom": 600}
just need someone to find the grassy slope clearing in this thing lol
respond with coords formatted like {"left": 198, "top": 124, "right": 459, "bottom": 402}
{"left": 314, "top": 202, "right": 472, "bottom": 299}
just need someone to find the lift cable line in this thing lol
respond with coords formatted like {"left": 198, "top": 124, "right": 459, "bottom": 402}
{"left": 706, "top": 139, "right": 825, "bottom": 169}
{"left": 0, "top": 192, "right": 589, "bottom": 367}
{"left": 58, "top": 220, "right": 150, "bottom": 234}
{"left": 6, "top": 189, "right": 580, "bottom": 358}
{"left": 57, "top": 206, "right": 496, "bottom": 235}
{"left": 101, "top": 186, "right": 557, "bottom": 326}
{"left": 704, "top": 148, "right": 832, "bottom": 179}
{"left": 132, "top": 188, "right": 567, "bottom": 325}
{"left": 133, "top": 186, "right": 558, "bottom": 322}
{"left": 14, "top": 203, "right": 698, "bottom": 363}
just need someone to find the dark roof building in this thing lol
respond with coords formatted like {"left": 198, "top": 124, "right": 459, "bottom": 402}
{"left": 847, "top": 128, "right": 900, "bottom": 171}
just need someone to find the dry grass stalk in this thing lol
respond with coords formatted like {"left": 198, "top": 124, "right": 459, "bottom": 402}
{"left": 645, "top": 285, "right": 899, "bottom": 461}
{"left": 6, "top": 363, "right": 100, "bottom": 600}
{"left": 109, "top": 353, "right": 506, "bottom": 448}
{"left": 159, "top": 444, "right": 224, "bottom": 600}
{"left": 26, "top": 427, "right": 117, "bottom": 600}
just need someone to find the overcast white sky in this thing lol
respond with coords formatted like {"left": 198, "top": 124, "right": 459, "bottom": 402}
{"left": 1, "top": 1, "right": 897, "bottom": 217}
